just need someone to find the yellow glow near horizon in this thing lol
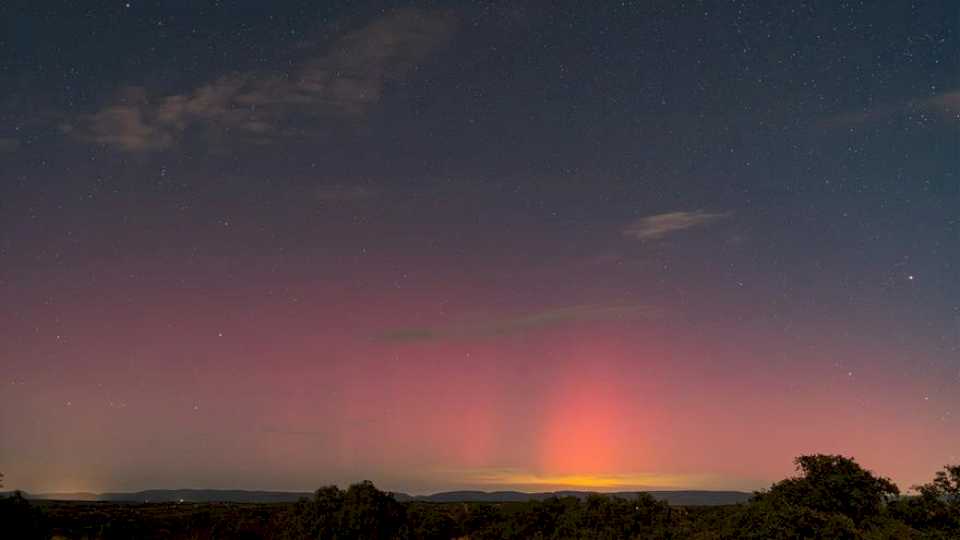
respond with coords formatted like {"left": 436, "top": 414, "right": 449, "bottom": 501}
{"left": 461, "top": 470, "right": 715, "bottom": 491}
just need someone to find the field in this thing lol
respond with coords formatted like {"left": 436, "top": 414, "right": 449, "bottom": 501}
{"left": 38, "top": 500, "right": 288, "bottom": 539}
{"left": 33, "top": 499, "right": 731, "bottom": 540}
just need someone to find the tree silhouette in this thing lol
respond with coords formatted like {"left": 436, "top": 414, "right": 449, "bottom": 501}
{"left": 921, "top": 464, "right": 960, "bottom": 505}
{"left": 18, "top": 457, "right": 959, "bottom": 539}
{"left": 278, "top": 481, "right": 404, "bottom": 539}
{"left": 0, "top": 491, "right": 50, "bottom": 539}
{"left": 339, "top": 480, "right": 405, "bottom": 538}
{"left": 754, "top": 454, "right": 899, "bottom": 525}
{"left": 889, "top": 463, "right": 960, "bottom": 533}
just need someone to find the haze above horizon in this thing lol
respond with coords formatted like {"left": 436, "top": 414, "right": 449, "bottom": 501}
{"left": 1, "top": 1, "right": 957, "bottom": 496}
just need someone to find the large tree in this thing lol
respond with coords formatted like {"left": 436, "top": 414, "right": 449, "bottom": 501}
{"left": 755, "top": 454, "right": 899, "bottom": 525}
{"left": 889, "top": 464, "right": 960, "bottom": 533}
{"left": 279, "top": 481, "right": 404, "bottom": 540}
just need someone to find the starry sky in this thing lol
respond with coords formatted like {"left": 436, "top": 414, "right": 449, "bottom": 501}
{"left": 1, "top": 1, "right": 958, "bottom": 495}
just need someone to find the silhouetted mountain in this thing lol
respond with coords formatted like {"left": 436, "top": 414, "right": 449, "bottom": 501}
{"left": 9, "top": 490, "right": 308, "bottom": 503}
{"left": 10, "top": 488, "right": 750, "bottom": 505}
{"left": 396, "top": 490, "right": 750, "bottom": 505}
{"left": 4, "top": 491, "right": 101, "bottom": 501}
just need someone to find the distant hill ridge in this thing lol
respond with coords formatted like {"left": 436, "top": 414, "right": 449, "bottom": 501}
{"left": 7, "top": 489, "right": 751, "bottom": 506}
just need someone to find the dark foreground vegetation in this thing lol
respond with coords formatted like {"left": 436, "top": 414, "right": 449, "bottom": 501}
{"left": 3, "top": 455, "right": 958, "bottom": 539}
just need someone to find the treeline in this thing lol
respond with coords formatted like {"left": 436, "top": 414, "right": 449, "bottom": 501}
{"left": 3, "top": 455, "right": 958, "bottom": 539}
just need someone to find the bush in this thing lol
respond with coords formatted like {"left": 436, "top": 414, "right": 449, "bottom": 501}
{"left": 0, "top": 492, "right": 51, "bottom": 540}
{"left": 279, "top": 481, "right": 403, "bottom": 539}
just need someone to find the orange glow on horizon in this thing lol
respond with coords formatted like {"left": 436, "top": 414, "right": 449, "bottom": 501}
{"left": 463, "top": 470, "right": 714, "bottom": 490}
{"left": 536, "top": 342, "right": 656, "bottom": 477}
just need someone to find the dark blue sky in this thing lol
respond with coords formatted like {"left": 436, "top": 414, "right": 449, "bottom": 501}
{"left": 0, "top": 1, "right": 957, "bottom": 493}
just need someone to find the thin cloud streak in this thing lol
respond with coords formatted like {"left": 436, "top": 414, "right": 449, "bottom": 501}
{"left": 378, "top": 303, "right": 660, "bottom": 343}
{"left": 925, "top": 90, "right": 960, "bottom": 120}
{"left": 71, "top": 8, "right": 457, "bottom": 151}
{"left": 825, "top": 89, "right": 960, "bottom": 127}
{"left": 622, "top": 210, "right": 732, "bottom": 242}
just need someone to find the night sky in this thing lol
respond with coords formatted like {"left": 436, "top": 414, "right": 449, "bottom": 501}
{"left": 1, "top": 1, "right": 958, "bottom": 495}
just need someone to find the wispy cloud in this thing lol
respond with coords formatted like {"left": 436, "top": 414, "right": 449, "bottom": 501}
{"left": 924, "top": 90, "right": 960, "bottom": 120}
{"left": 378, "top": 303, "right": 659, "bottom": 343}
{"left": 825, "top": 89, "right": 960, "bottom": 127}
{"left": 70, "top": 8, "right": 457, "bottom": 152}
{"left": 622, "top": 210, "right": 731, "bottom": 242}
